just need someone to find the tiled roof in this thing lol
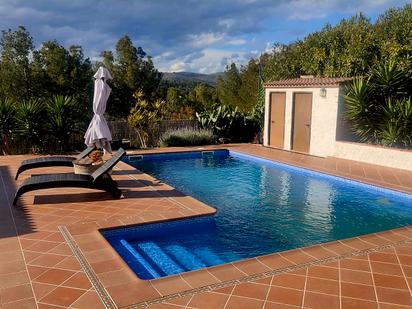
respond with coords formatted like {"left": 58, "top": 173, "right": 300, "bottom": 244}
{"left": 264, "top": 77, "right": 353, "bottom": 88}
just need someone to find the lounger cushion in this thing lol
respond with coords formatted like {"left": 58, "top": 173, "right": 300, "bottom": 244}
{"left": 21, "top": 173, "right": 93, "bottom": 187}
{"left": 20, "top": 156, "right": 76, "bottom": 166}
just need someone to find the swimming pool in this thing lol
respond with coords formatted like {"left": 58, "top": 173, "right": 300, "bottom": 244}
{"left": 103, "top": 150, "right": 412, "bottom": 279}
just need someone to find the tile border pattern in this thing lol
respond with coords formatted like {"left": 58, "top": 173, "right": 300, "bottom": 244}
{"left": 59, "top": 225, "right": 117, "bottom": 309}
{"left": 61, "top": 221, "right": 412, "bottom": 308}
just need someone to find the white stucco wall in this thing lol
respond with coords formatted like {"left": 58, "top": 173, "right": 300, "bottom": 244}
{"left": 334, "top": 142, "right": 412, "bottom": 171}
{"left": 264, "top": 86, "right": 343, "bottom": 157}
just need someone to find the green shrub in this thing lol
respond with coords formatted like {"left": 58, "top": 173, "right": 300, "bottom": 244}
{"left": 46, "top": 95, "right": 81, "bottom": 151}
{"left": 344, "top": 59, "right": 412, "bottom": 147}
{"left": 17, "top": 99, "right": 46, "bottom": 151}
{"left": 160, "top": 128, "right": 216, "bottom": 147}
{"left": 0, "top": 98, "right": 16, "bottom": 154}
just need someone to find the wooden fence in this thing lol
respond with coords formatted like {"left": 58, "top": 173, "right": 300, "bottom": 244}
{"left": 2, "top": 119, "right": 198, "bottom": 154}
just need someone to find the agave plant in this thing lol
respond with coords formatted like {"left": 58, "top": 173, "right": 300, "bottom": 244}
{"left": 17, "top": 99, "right": 45, "bottom": 152}
{"left": 369, "top": 59, "right": 409, "bottom": 98}
{"left": 46, "top": 95, "right": 81, "bottom": 151}
{"left": 344, "top": 59, "right": 412, "bottom": 147}
{"left": 380, "top": 97, "right": 412, "bottom": 146}
{"left": 344, "top": 77, "right": 378, "bottom": 142}
{"left": 0, "top": 98, "right": 17, "bottom": 154}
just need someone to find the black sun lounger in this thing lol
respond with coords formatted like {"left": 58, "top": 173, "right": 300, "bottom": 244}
{"left": 15, "top": 146, "right": 96, "bottom": 180}
{"left": 13, "top": 148, "right": 126, "bottom": 206}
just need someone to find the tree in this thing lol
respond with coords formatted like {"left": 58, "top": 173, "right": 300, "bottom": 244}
{"left": 238, "top": 59, "right": 259, "bottom": 112}
{"left": 374, "top": 4, "right": 412, "bottom": 71}
{"left": 0, "top": 26, "right": 34, "bottom": 101}
{"left": 261, "top": 14, "right": 376, "bottom": 80}
{"left": 216, "top": 63, "right": 242, "bottom": 110}
{"left": 99, "top": 36, "right": 162, "bottom": 118}
{"left": 216, "top": 61, "right": 260, "bottom": 113}
{"left": 31, "top": 41, "right": 93, "bottom": 119}
{"left": 166, "top": 87, "right": 180, "bottom": 112}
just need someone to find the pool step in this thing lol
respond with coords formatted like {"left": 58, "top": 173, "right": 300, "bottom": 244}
{"left": 165, "top": 244, "right": 207, "bottom": 270}
{"left": 193, "top": 247, "right": 225, "bottom": 266}
{"left": 120, "top": 239, "right": 160, "bottom": 279}
{"left": 122, "top": 240, "right": 227, "bottom": 279}
{"left": 137, "top": 242, "right": 184, "bottom": 276}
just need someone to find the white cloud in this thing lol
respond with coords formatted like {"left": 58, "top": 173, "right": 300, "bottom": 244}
{"left": 156, "top": 48, "right": 253, "bottom": 74}
{"left": 218, "top": 18, "right": 236, "bottom": 29}
{"left": 188, "top": 32, "right": 225, "bottom": 47}
{"left": 169, "top": 61, "right": 187, "bottom": 72}
{"left": 228, "top": 38, "right": 247, "bottom": 45}
{"left": 188, "top": 32, "right": 247, "bottom": 48}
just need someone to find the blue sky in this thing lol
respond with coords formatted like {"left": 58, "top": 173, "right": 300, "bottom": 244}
{"left": 0, "top": 0, "right": 409, "bottom": 73}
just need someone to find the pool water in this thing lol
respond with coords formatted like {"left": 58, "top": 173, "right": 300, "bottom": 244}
{"left": 103, "top": 150, "right": 412, "bottom": 279}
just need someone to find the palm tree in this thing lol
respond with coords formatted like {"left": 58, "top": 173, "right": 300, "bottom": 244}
{"left": 344, "top": 59, "right": 412, "bottom": 147}
{"left": 17, "top": 99, "right": 45, "bottom": 152}
{"left": 46, "top": 95, "right": 81, "bottom": 152}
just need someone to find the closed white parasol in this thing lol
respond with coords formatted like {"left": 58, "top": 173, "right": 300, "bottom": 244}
{"left": 84, "top": 66, "right": 113, "bottom": 153}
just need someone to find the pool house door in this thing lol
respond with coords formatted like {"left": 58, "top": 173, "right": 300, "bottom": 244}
{"left": 292, "top": 93, "right": 312, "bottom": 153}
{"left": 269, "top": 92, "right": 286, "bottom": 148}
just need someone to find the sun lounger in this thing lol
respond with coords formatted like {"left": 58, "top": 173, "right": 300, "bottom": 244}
{"left": 13, "top": 148, "right": 126, "bottom": 206}
{"left": 15, "top": 146, "right": 96, "bottom": 180}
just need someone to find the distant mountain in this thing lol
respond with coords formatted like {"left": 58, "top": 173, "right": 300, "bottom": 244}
{"left": 161, "top": 71, "right": 224, "bottom": 86}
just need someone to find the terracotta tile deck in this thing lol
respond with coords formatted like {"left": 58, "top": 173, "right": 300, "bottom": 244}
{"left": 0, "top": 144, "right": 411, "bottom": 308}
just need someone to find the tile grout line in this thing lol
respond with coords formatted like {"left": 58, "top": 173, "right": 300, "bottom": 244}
{"left": 300, "top": 267, "right": 308, "bottom": 309}
{"left": 254, "top": 258, "right": 274, "bottom": 271}
{"left": 278, "top": 254, "right": 300, "bottom": 266}
{"left": 0, "top": 168, "right": 39, "bottom": 309}
{"left": 205, "top": 268, "right": 223, "bottom": 283}
{"left": 230, "top": 262, "right": 251, "bottom": 277}
{"left": 183, "top": 294, "right": 195, "bottom": 309}
{"left": 262, "top": 274, "right": 274, "bottom": 308}
{"left": 179, "top": 274, "right": 195, "bottom": 290}
{"left": 367, "top": 250, "right": 380, "bottom": 309}
{"left": 39, "top": 301, "right": 67, "bottom": 308}
{"left": 394, "top": 247, "right": 412, "bottom": 298}
{"left": 222, "top": 280, "right": 235, "bottom": 309}
{"left": 58, "top": 225, "right": 117, "bottom": 309}
{"left": 338, "top": 259, "right": 342, "bottom": 309}
{"left": 297, "top": 249, "right": 319, "bottom": 261}
{"left": 35, "top": 263, "right": 94, "bottom": 306}
{"left": 318, "top": 245, "right": 339, "bottom": 257}
{"left": 392, "top": 229, "right": 412, "bottom": 241}
{"left": 26, "top": 262, "right": 83, "bottom": 280}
